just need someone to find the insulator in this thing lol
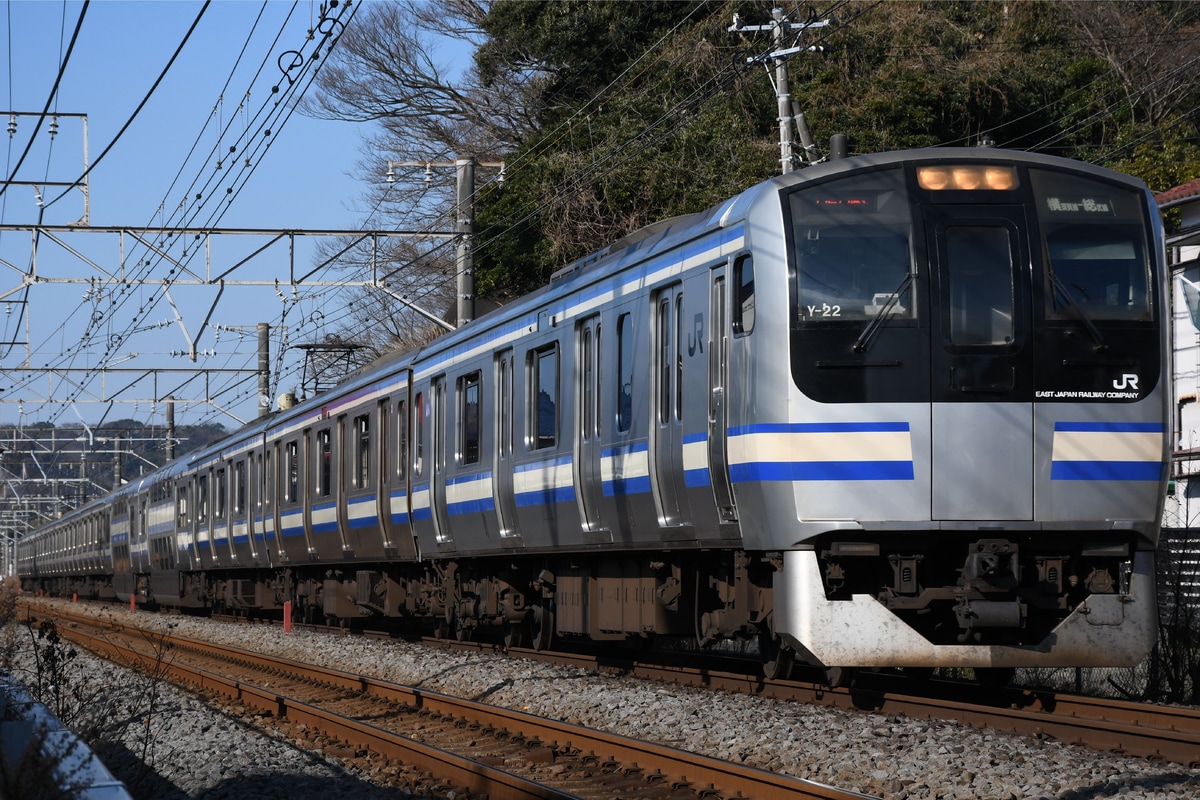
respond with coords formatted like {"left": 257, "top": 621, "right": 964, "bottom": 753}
{"left": 7, "top": 114, "right": 15, "bottom": 137}
{"left": 48, "top": 116, "right": 58, "bottom": 138}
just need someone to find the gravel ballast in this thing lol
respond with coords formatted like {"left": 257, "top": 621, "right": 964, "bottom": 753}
{"left": 9, "top": 599, "right": 1200, "bottom": 800}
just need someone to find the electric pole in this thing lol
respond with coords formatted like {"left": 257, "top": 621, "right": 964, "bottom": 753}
{"left": 730, "top": 8, "right": 832, "bottom": 174}
{"left": 384, "top": 157, "right": 504, "bottom": 327}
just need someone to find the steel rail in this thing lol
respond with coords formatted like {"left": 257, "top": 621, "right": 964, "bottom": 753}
{"left": 43, "top": 607, "right": 877, "bottom": 800}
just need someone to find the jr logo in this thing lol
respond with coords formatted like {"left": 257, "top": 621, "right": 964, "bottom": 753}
{"left": 687, "top": 313, "right": 705, "bottom": 357}
{"left": 1113, "top": 373, "right": 1140, "bottom": 391}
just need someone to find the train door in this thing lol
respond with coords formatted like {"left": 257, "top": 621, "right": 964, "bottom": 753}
{"left": 214, "top": 464, "right": 233, "bottom": 567}
{"left": 927, "top": 206, "right": 1034, "bottom": 521}
{"left": 431, "top": 375, "right": 453, "bottom": 546}
{"left": 278, "top": 437, "right": 312, "bottom": 561}
{"left": 195, "top": 472, "right": 211, "bottom": 568}
{"left": 246, "top": 453, "right": 261, "bottom": 564}
{"left": 175, "top": 481, "right": 191, "bottom": 570}
{"left": 133, "top": 492, "right": 150, "bottom": 573}
{"left": 493, "top": 349, "right": 520, "bottom": 541}
{"left": 309, "top": 425, "right": 343, "bottom": 560}
{"left": 231, "top": 457, "right": 254, "bottom": 565}
{"left": 263, "top": 441, "right": 286, "bottom": 562}
{"left": 651, "top": 283, "right": 688, "bottom": 528}
{"left": 708, "top": 267, "right": 738, "bottom": 524}
{"left": 335, "top": 414, "right": 354, "bottom": 556}
{"left": 252, "top": 447, "right": 272, "bottom": 566}
{"left": 344, "top": 407, "right": 387, "bottom": 559}
{"left": 380, "top": 380, "right": 420, "bottom": 559}
{"left": 575, "top": 316, "right": 607, "bottom": 534}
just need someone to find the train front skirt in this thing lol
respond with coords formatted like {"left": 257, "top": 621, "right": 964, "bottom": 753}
{"left": 774, "top": 549, "right": 1157, "bottom": 668}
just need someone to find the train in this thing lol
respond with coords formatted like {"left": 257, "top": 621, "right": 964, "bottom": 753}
{"left": 17, "top": 146, "right": 1170, "bottom": 681}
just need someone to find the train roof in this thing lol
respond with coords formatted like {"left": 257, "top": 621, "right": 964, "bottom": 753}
{"left": 21, "top": 146, "right": 1155, "bottom": 532}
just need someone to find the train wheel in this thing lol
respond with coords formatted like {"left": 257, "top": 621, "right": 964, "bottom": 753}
{"left": 503, "top": 620, "right": 526, "bottom": 649}
{"left": 758, "top": 631, "right": 794, "bottom": 680}
{"left": 824, "top": 666, "right": 855, "bottom": 688}
{"left": 530, "top": 603, "right": 554, "bottom": 651}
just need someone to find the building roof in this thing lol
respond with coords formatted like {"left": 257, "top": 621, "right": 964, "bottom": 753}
{"left": 1157, "top": 177, "right": 1200, "bottom": 210}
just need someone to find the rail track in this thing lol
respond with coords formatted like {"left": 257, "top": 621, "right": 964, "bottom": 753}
{"left": 28, "top": 603, "right": 877, "bottom": 800}
{"left": 504, "top": 645, "right": 1200, "bottom": 768}
{"left": 23, "top": 596, "right": 1200, "bottom": 794}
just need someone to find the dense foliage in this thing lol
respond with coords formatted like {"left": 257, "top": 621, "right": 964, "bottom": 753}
{"left": 310, "top": 0, "right": 1200, "bottom": 324}
{"left": 471, "top": 0, "right": 1200, "bottom": 295}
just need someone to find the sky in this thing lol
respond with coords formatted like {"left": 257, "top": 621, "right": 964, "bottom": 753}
{"left": 0, "top": 0, "right": 434, "bottom": 431}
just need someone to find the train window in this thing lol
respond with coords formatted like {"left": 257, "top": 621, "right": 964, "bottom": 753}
{"left": 1030, "top": 169, "right": 1150, "bottom": 321}
{"left": 215, "top": 468, "right": 227, "bottom": 518}
{"left": 197, "top": 475, "right": 209, "bottom": 522}
{"left": 530, "top": 345, "right": 558, "bottom": 450}
{"left": 177, "top": 486, "right": 188, "bottom": 526}
{"left": 317, "top": 429, "right": 332, "bottom": 497}
{"left": 414, "top": 394, "right": 424, "bottom": 476}
{"left": 285, "top": 441, "right": 299, "bottom": 503}
{"left": 658, "top": 297, "right": 672, "bottom": 423}
{"left": 354, "top": 414, "right": 371, "bottom": 488}
{"left": 617, "top": 313, "right": 633, "bottom": 432}
{"left": 458, "top": 372, "right": 481, "bottom": 465}
{"left": 582, "top": 328, "right": 595, "bottom": 437}
{"left": 733, "top": 255, "right": 755, "bottom": 334}
{"left": 233, "top": 460, "right": 246, "bottom": 514}
{"left": 945, "top": 225, "right": 1015, "bottom": 345}
{"left": 789, "top": 167, "right": 913, "bottom": 322}
{"left": 397, "top": 400, "right": 409, "bottom": 480}
{"left": 262, "top": 453, "right": 272, "bottom": 510}
{"left": 675, "top": 293, "right": 683, "bottom": 421}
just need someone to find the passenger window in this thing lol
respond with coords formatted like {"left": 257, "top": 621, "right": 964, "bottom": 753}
{"left": 531, "top": 345, "right": 558, "bottom": 449}
{"left": 354, "top": 414, "right": 371, "bottom": 488}
{"left": 617, "top": 313, "right": 633, "bottom": 432}
{"left": 414, "top": 393, "right": 424, "bottom": 476}
{"left": 233, "top": 461, "right": 246, "bottom": 515}
{"left": 177, "top": 487, "right": 189, "bottom": 526}
{"left": 215, "top": 468, "right": 227, "bottom": 518}
{"left": 285, "top": 441, "right": 299, "bottom": 503}
{"left": 397, "top": 400, "right": 409, "bottom": 480}
{"left": 316, "top": 429, "right": 332, "bottom": 497}
{"left": 197, "top": 476, "right": 209, "bottom": 522}
{"left": 733, "top": 255, "right": 755, "bottom": 334}
{"left": 264, "top": 450, "right": 273, "bottom": 509}
{"left": 459, "top": 372, "right": 481, "bottom": 465}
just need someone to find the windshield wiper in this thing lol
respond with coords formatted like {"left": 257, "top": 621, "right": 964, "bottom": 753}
{"left": 1047, "top": 268, "right": 1107, "bottom": 351}
{"left": 853, "top": 272, "right": 913, "bottom": 353}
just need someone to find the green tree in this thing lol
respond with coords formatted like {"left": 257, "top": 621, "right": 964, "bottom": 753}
{"left": 309, "top": 0, "right": 1200, "bottom": 337}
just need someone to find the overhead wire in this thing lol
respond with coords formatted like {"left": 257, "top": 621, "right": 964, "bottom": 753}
{"left": 249, "top": 0, "right": 867, "bottom": 364}
{"left": 103, "top": 0, "right": 361, "bottom": 427}
{"left": 29, "top": 1, "right": 359, "bottom": 428}
{"left": 0, "top": 0, "right": 89, "bottom": 366}
{"left": 307, "top": 0, "right": 746, "bottom": 345}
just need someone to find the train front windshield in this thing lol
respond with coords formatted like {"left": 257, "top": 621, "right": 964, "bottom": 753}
{"left": 793, "top": 169, "right": 915, "bottom": 324}
{"left": 786, "top": 160, "right": 1159, "bottom": 405}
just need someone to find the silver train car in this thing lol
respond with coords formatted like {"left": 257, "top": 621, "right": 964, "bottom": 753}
{"left": 17, "top": 147, "right": 1169, "bottom": 678}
